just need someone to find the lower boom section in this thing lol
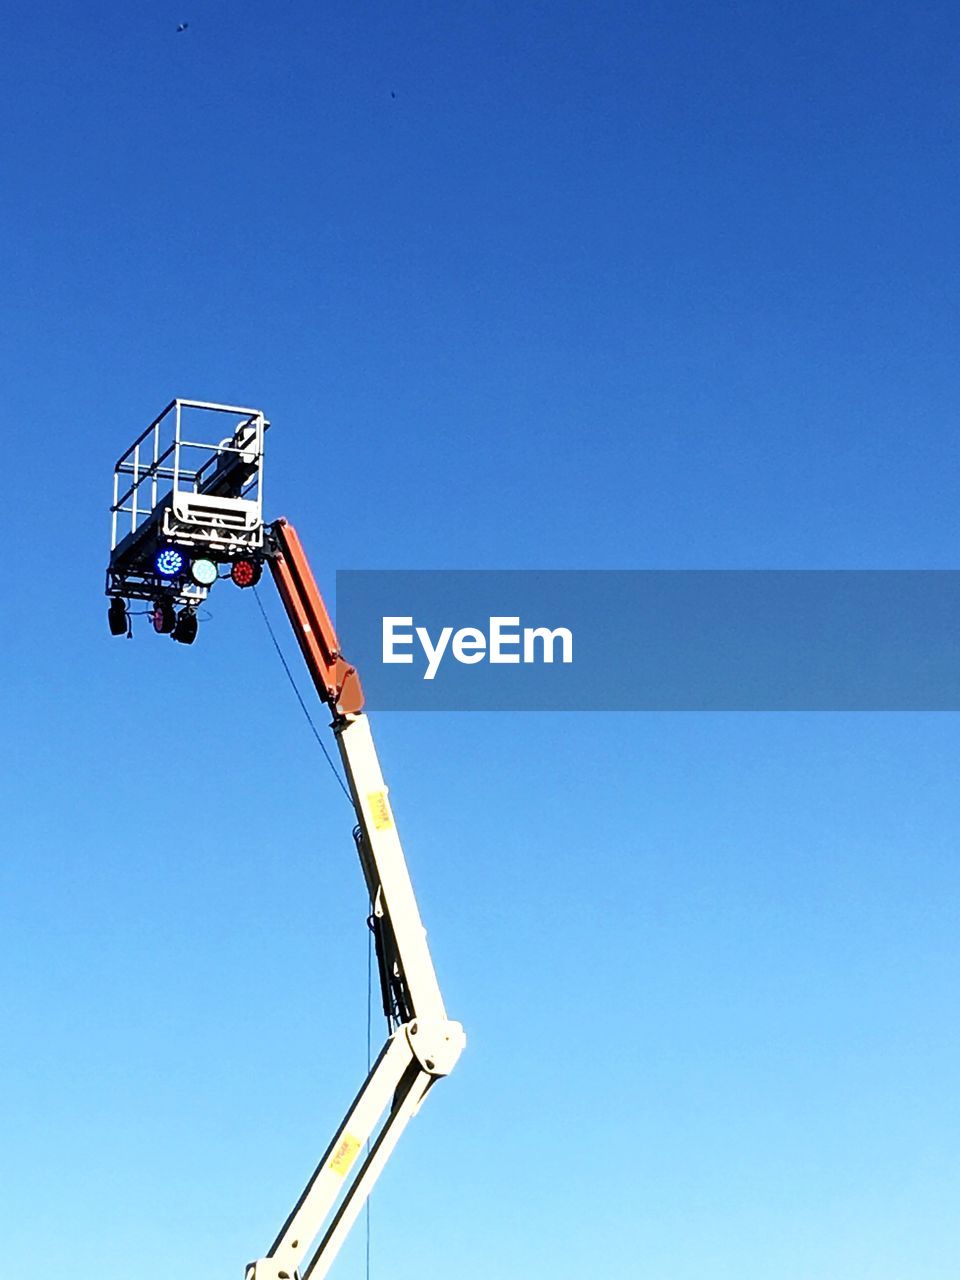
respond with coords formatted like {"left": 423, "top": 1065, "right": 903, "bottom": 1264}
{"left": 246, "top": 1017, "right": 465, "bottom": 1280}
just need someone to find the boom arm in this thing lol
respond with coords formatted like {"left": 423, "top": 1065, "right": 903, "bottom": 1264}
{"left": 246, "top": 520, "right": 465, "bottom": 1280}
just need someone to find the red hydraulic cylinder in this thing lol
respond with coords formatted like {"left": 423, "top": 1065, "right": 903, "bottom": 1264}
{"left": 269, "top": 518, "right": 364, "bottom": 716}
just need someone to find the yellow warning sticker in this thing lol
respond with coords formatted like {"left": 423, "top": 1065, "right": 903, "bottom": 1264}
{"left": 367, "top": 789, "right": 394, "bottom": 831}
{"left": 329, "top": 1132, "right": 362, "bottom": 1177}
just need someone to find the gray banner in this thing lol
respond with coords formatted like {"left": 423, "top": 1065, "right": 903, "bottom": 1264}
{"left": 335, "top": 570, "right": 960, "bottom": 710}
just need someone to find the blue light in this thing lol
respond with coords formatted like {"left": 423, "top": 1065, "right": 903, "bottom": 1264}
{"left": 154, "top": 547, "right": 186, "bottom": 578}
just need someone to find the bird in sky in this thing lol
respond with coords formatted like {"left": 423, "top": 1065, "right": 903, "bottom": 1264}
{"left": 177, "top": 23, "right": 189, "bottom": 33}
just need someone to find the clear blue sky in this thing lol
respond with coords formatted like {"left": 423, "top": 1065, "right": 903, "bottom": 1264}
{"left": 2, "top": 3, "right": 959, "bottom": 1277}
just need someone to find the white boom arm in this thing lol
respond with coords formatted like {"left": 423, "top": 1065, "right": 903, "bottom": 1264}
{"left": 246, "top": 713, "right": 465, "bottom": 1280}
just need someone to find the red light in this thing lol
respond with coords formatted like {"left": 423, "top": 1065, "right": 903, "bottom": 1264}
{"left": 231, "top": 558, "right": 262, "bottom": 588}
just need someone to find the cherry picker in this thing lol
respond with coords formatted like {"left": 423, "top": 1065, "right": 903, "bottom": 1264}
{"left": 106, "top": 400, "right": 465, "bottom": 1279}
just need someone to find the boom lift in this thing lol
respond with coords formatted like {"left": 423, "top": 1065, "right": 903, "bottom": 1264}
{"left": 106, "top": 401, "right": 465, "bottom": 1279}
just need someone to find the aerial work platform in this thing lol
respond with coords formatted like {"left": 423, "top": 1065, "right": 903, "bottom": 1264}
{"left": 104, "top": 398, "right": 464, "bottom": 1277}
{"left": 107, "top": 399, "right": 268, "bottom": 606}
